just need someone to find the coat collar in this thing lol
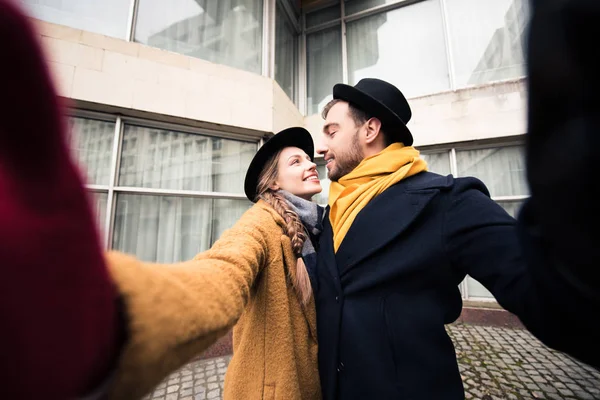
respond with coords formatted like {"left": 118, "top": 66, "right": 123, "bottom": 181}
{"left": 329, "top": 172, "right": 454, "bottom": 278}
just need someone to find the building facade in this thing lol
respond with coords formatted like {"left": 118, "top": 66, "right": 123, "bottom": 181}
{"left": 20, "top": 0, "right": 529, "bottom": 305}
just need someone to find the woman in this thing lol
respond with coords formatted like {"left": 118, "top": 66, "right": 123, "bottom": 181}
{"left": 105, "top": 127, "right": 324, "bottom": 400}
{"left": 1, "top": 3, "right": 323, "bottom": 398}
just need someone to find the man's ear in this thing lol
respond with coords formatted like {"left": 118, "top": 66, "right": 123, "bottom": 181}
{"left": 365, "top": 117, "right": 383, "bottom": 144}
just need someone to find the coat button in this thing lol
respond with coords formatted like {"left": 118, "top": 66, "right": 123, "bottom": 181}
{"left": 335, "top": 296, "right": 339, "bottom": 302}
{"left": 337, "top": 362, "right": 345, "bottom": 372}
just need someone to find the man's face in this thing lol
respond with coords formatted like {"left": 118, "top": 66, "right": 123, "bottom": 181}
{"left": 317, "top": 101, "right": 365, "bottom": 182}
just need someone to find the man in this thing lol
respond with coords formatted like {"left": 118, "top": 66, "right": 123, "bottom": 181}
{"left": 314, "top": 3, "right": 599, "bottom": 400}
{"left": 1, "top": 0, "right": 598, "bottom": 399}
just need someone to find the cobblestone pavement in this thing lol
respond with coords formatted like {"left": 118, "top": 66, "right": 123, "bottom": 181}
{"left": 146, "top": 324, "right": 600, "bottom": 400}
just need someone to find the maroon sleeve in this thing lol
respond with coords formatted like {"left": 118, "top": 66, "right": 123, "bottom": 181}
{"left": 0, "top": 1, "right": 121, "bottom": 398}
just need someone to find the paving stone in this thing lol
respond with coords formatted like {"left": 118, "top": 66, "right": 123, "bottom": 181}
{"left": 144, "top": 326, "right": 600, "bottom": 400}
{"left": 166, "top": 385, "right": 179, "bottom": 394}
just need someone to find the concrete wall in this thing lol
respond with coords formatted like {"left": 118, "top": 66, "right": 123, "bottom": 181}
{"left": 304, "top": 78, "right": 528, "bottom": 153}
{"left": 33, "top": 19, "right": 526, "bottom": 154}
{"left": 32, "top": 19, "right": 302, "bottom": 137}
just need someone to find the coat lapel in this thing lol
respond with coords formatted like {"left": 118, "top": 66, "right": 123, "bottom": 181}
{"left": 319, "top": 209, "right": 342, "bottom": 292}
{"left": 334, "top": 181, "right": 442, "bottom": 277}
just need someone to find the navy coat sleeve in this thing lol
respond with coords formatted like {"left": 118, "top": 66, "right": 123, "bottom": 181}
{"left": 444, "top": 180, "right": 600, "bottom": 369}
{"left": 445, "top": 0, "right": 600, "bottom": 369}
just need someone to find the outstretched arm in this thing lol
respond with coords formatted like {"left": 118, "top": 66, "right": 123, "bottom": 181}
{"left": 105, "top": 205, "right": 270, "bottom": 400}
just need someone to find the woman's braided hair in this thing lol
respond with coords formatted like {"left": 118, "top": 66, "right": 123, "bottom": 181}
{"left": 255, "top": 150, "right": 312, "bottom": 306}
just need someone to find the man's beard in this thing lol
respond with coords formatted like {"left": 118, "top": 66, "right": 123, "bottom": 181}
{"left": 328, "top": 130, "right": 363, "bottom": 182}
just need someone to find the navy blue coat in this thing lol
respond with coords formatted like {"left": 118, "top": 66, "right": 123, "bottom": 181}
{"left": 316, "top": 1, "right": 600, "bottom": 398}
{"left": 315, "top": 172, "right": 599, "bottom": 400}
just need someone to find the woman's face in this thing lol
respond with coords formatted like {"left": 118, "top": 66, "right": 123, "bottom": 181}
{"left": 271, "top": 146, "right": 322, "bottom": 200}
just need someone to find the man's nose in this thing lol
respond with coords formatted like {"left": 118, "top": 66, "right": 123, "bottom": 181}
{"left": 316, "top": 140, "right": 328, "bottom": 156}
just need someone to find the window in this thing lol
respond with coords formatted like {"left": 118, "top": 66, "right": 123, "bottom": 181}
{"left": 304, "top": 0, "right": 530, "bottom": 115}
{"left": 134, "top": 0, "right": 264, "bottom": 74}
{"left": 421, "top": 151, "right": 451, "bottom": 177}
{"left": 275, "top": 2, "right": 299, "bottom": 102}
{"left": 67, "top": 113, "right": 256, "bottom": 263}
{"left": 422, "top": 143, "right": 528, "bottom": 300}
{"left": 67, "top": 117, "right": 115, "bottom": 186}
{"left": 346, "top": 0, "right": 449, "bottom": 98}
{"left": 117, "top": 125, "right": 255, "bottom": 192}
{"left": 307, "top": 26, "right": 343, "bottom": 115}
{"left": 445, "top": 0, "right": 529, "bottom": 86}
{"left": 314, "top": 161, "right": 330, "bottom": 206}
{"left": 20, "top": 0, "right": 130, "bottom": 39}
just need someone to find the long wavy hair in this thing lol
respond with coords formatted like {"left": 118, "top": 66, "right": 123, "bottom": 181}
{"left": 254, "top": 149, "right": 312, "bottom": 306}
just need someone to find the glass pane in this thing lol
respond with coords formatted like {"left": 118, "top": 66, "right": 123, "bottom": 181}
{"left": 306, "top": 4, "right": 340, "bottom": 29}
{"left": 67, "top": 117, "right": 115, "bottom": 186}
{"left": 421, "top": 151, "right": 451, "bottom": 176}
{"left": 307, "top": 26, "right": 343, "bottom": 115}
{"left": 446, "top": 0, "right": 529, "bottom": 87}
{"left": 134, "top": 0, "right": 263, "bottom": 74}
{"left": 346, "top": 0, "right": 450, "bottom": 98}
{"left": 345, "top": 0, "right": 402, "bottom": 16}
{"left": 112, "top": 194, "right": 251, "bottom": 263}
{"left": 467, "top": 276, "right": 494, "bottom": 299}
{"left": 497, "top": 199, "right": 523, "bottom": 219}
{"left": 20, "top": 0, "right": 130, "bottom": 39}
{"left": 455, "top": 145, "right": 528, "bottom": 197}
{"left": 275, "top": 4, "right": 298, "bottom": 101}
{"left": 313, "top": 163, "right": 330, "bottom": 206}
{"left": 118, "top": 125, "right": 257, "bottom": 193}
{"left": 88, "top": 191, "right": 108, "bottom": 237}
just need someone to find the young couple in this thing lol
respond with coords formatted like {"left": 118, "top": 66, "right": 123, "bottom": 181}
{"left": 2, "top": 1, "right": 599, "bottom": 399}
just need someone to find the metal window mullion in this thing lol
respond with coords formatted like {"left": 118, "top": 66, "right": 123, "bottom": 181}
{"left": 125, "top": 0, "right": 139, "bottom": 42}
{"left": 104, "top": 117, "right": 124, "bottom": 250}
{"left": 112, "top": 186, "right": 248, "bottom": 200}
{"left": 343, "top": 0, "right": 427, "bottom": 23}
{"left": 439, "top": 0, "right": 456, "bottom": 90}
{"left": 305, "top": 19, "right": 343, "bottom": 34}
{"left": 85, "top": 184, "right": 110, "bottom": 192}
{"left": 258, "top": 137, "right": 266, "bottom": 149}
{"left": 492, "top": 195, "right": 529, "bottom": 202}
{"left": 269, "top": 0, "right": 277, "bottom": 79}
{"left": 299, "top": 13, "right": 308, "bottom": 115}
{"left": 340, "top": 0, "right": 349, "bottom": 84}
{"left": 68, "top": 109, "right": 116, "bottom": 122}
{"left": 118, "top": 115, "right": 262, "bottom": 142}
{"left": 449, "top": 148, "right": 458, "bottom": 176}
{"left": 280, "top": 0, "right": 301, "bottom": 33}
{"left": 261, "top": 0, "right": 273, "bottom": 77}
{"left": 303, "top": 0, "right": 339, "bottom": 14}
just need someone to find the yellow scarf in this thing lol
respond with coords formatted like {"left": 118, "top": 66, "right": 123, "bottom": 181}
{"left": 328, "top": 143, "right": 428, "bottom": 252}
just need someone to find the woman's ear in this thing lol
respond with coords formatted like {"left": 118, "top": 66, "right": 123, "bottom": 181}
{"left": 269, "top": 182, "right": 280, "bottom": 191}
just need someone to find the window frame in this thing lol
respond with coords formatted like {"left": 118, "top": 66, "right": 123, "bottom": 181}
{"left": 302, "top": 0, "right": 528, "bottom": 115}
{"left": 68, "top": 109, "right": 259, "bottom": 250}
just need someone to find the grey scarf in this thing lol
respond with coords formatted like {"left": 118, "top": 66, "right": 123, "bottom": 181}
{"left": 280, "top": 190, "right": 324, "bottom": 290}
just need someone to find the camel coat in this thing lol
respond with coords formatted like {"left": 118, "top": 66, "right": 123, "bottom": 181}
{"left": 105, "top": 201, "right": 321, "bottom": 400}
